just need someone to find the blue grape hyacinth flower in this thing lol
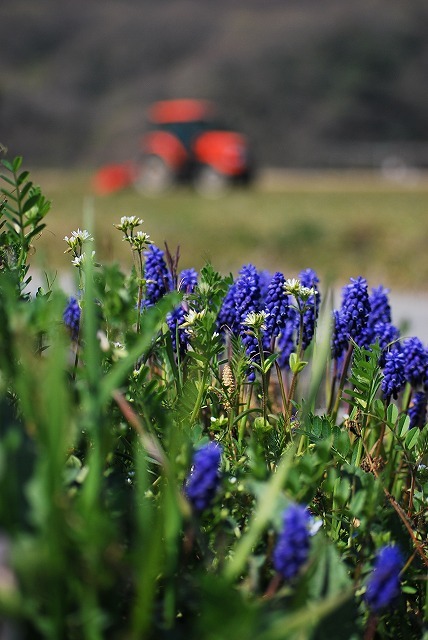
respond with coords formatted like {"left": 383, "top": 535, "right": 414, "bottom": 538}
{"left": 365, "top": 545, "right": 403, "bottom": 613}
{"left": 264, "top": 271, "right": 289, "bottom": 345}
{"left": 166, "top": 306, "right": 189, "bottom": 357}
{"left": 143, "top": 244, "right": 170, "bottom": 305}
{"left": 368, "top": 286, "right": 392, "bottom": 326}
{"left": 408, "top": 391, "right": 427, "bottom": 429}
{"left": 217, "top": 281, "right": 239, "bottom": 335}
{"left": 298, "top": 268, "right": 320, "bottom": 351}
{"left": 63, "top": 297, "right": 81, "bottom": 341}
{"left": 185, "top": 442, "right": 222, "bottom": 512}
{"left": 178, "top": 268, "right": 198, "bottom": 293}
{"left": 331, "top": 309, "right": 348, "bottom": 361}
{"left": 277, "top": 312, "right": 298, "bottom": 369}
{"left": 273, "top": 503, "right": 311, "bottom": 581}
{"left": 340, "top": 276, "right": 371, "bottom": 345}
{"left": 381, "top": 350, "right": 406, "bottom": 401}
{"left": 402, "top": 337, "right": 427, "bottom": 388}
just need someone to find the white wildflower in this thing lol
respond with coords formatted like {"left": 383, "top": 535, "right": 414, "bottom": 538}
{"left": 114, "top": 216, "right": 143, "bottom": 232}
{"left": 284, "top": 278, "right": 316, "bottom": 301}
{"left": 242, "top": 310, "right": 268, "bottom": 331}
{"left": 180, "top": 308, "right": 206, "bottom": 328}
{"left": 71, "top": 251, "right": 96, "bottom": 268}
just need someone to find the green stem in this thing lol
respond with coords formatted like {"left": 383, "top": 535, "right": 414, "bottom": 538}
{"left": 238, "top": 385, "right": 253, "bottom": 445}
{"left": 274, "top": 360, "right": 289, "bottom": 420}
{"left": 331, "top": 342, "right": 354, "bottom": 422}
{"left": 190, "top": 363, "right": 209, "bottom": 425}
{"left": 136, "top": 251, "right": 144, "bottom": 333}
{"left": 257, "top": 334, "right": 269, "bottom": 426}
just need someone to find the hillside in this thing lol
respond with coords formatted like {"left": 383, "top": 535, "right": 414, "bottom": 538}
{"left": 2, "top": 0, "right": 428, "bottom": 168}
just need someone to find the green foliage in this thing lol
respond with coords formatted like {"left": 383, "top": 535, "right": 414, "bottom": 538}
{"left": 0, "top": 157, "right": 427, "bottom": 639}
{"left": 0, "top": 156, "right": 50, "bottom": 289}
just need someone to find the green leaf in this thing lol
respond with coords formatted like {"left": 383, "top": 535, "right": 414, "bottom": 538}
{"left": 22, "top": 193, "right": 41, "bottom": 214}
{"left": 19, "top": 181, "right": 33, "bottom": 202}
{"left": 289, "top": 351, "right": 307, "bottom": 374}
{"left": 386, "top": 403, "right": 398, "bottom": 425}
{"left": 372, "top": 398, "right": 385, "bottom": 419}
{"left": 17, "top": 170, "right": 30, "bottom": 186}
{"left": 405, "top": 427, "right": 420, "bottom": 450}
{"left": 334, "top": 430, "right": 351, "bottom": 459}
{"left": 262, "top": 352, "right": 279, "bottom": 373}
{"left": 398, "top": 413, "right": 410, "bottom": 438}
{"left": 12, "top": 157, "right": 23, "bottom": 172}
{"left": 1, "top": 159, "right": 14, "bottom": 172}
{"left": 0, "top": 189, "right": 18, "bottom": 203}
{"left": 0, "top": 174, "right": 17, "bottom": 188}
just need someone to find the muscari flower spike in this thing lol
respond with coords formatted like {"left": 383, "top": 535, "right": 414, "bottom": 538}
{"left": 408, "top": 391, "right": 427, "bottom": 429}
{"left": 143, "top": 244, "right": 171, "bottom": 306}
{"left": 263, "top": 272, "right": 289, "bottom": 344}
{"left": 277, "top": 310, "right": 298, "bottom": 369}
{"left": 402, "top": 336, "right": 428, "bottom": 388}
{"left": 273, "top": 503, "right": 311, "bottom": 582}
{"left": 365, "top": 545, "right": 403, "bottom": 613}
{"left": 298, "top": 268, "right": 320, "bottom": 351}
{"left": 234, "top": 264, "right": 263, "bottom": 372}
{"left": 331, "top": 309, "right": 348, "bottom": 361}
{"left": 167, "top": 305, "right": 189, "bottom": 357}
{"left": 340, "top": 276, "right": 371, "bottom": 345}
{"left": 217, "top": 281, "right": 239, "bottom": 335}
{"left": 372, "top": 321, "right": 400, "bottom": 367}
{"left": 381, "top": 349, "right": 406, "bottom": 401}
{"left": 63, "top": 297, "right": 81, "bottom": 341}
{"left": 368, "top": 286, "right": 392, "bottom": 326}
{"left": 178, "top": 268, "right": 198, "bottom": 293}
{"left": 185, "top": 442, "right": 223, "bottom": 512}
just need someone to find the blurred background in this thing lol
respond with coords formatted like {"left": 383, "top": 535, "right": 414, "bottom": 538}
{"left": 2, "top": 0, "right": 428, "bottom": 313}
{"left": 2, "top": 0, "right": 428, "bottom": 171}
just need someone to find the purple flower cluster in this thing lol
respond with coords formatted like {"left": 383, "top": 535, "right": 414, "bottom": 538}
{"left": 273, "top": 504, "right": 311, "bottom": 581}
{"left": 298, "top": 268, "right": 320, "bottom": 351}
{"left": 381, "top": 350, "right": 406, "bottom": 400}
{"left": 143, "top": 245, "right": 171, "bottom": 306}
{"left": 63, "top": 297, "right": 81, "bottom": 341}
{"left": 141, "top": 246, "right": 200, "bottom": 357}
{"left": 178, "top": 268, "right": 198, "bottom": 294}
{"left": 277, "top": 312, "right": 297, "bottom": 369}
{"left": 185, "top": 442, "right": 222, "bottom": 512}
{"left": 369, "top": 286, "right": 392, "bottom": 326}
{"left": 234, "top": 264, "right": 262, "bottom": 356}
{"left": 264, "top": 272, "right": 289, "bottom": 345}
{"left": 331, "top": 279, "right": 404, "bottom": 377}
{"left": 166, "top": 306, "right": 189, "bottom": 356}
{"left": 340, "top": 276, "right": 371, "bottom": 345}
{"left": 218, "top": 266, "right": 322, "bottom": 373}
{"left": 402, "top": 337, "right": 427, "bottom": 388}
{"left": 365, "top": 545, "right": 403, "bottom": 612}
{"left": 408, "top": 391, "right": 427, "bottom": 429}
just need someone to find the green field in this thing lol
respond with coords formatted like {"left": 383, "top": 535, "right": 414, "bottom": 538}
{"left": 30, "top": 168, "right": 428, "bottom": 291}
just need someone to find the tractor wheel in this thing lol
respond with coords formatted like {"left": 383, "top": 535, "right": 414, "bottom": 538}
{"left": 134, "top": 155, "right": 174, "bottom": 195}
{"left": 193, "top": 165, "right": 229, "bottom": 197}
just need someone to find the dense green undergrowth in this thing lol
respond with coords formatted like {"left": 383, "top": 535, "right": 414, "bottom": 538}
{"left": 0, "top": 157, "right": 427, "bottom": 639}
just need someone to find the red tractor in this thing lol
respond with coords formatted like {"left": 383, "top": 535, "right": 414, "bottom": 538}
{"left": 93, "top": 99, "right": 253, "bottom": 196}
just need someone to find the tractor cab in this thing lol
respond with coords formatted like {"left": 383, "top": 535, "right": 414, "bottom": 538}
{"left": 136, "top": 99, "right": 252, "bottom": 195}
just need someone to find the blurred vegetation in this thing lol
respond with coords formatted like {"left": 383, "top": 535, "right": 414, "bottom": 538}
{"left": 1, "top": 0, "right": 428, "bottom": 168}
{"left": 30, "top": 168, "right": 428, "bottom": 291}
